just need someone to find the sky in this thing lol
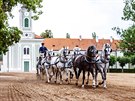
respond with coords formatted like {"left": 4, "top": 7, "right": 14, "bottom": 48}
{"left": 9, "top": 0, "right": 133, "bottom": 39}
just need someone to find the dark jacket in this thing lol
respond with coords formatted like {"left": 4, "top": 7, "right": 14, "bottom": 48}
{"left": 39, "top": 46, "right": 48, "bottom": 53}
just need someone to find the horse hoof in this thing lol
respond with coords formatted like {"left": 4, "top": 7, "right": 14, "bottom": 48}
{"left": 54, "top": 81, "right": 56, "bottom": 83}
{"left": 82, "top": 85, "right": 84, "bottom": 88}
{"left": 65, "top": 79, "right": 68, "bottom": 82}
{"left": 103, "top": 86, "right": 107, "bottom": 89}
{"left": 75, "top": 83, "right": 78, "bottom": 86}
{"left": 86, "top": 82, "right": 88, "bottom": 85}
{"left": 60, "top": 82, "right": 62, "bottom": 85}
{"left": 92, "top": 85, "right": 96, "bottom": 88}
{"left": 99, "top": 81, "right": 104, "bottom": 85}
{"left": 96, "top": 85, "right": 99, "bottom": 88}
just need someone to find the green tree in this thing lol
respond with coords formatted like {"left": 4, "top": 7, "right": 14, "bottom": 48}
{"left": 112, "top": 0, "right": 135, "bottom": 56}
{"left": 117, "top": 56, "right": 130, "bottom": 72}
{"left": 130, "top": 55, "right": 135, "bottom": 65}
{"left": 109, "top": 55, "right": 117, "bottom": 67}
{"left": 122, "top": 0, "right": 135, "bottom": 22}
{"left": 40, "top": 30, "right": 53, "bottom": 38}
{"left": 120, "top": 25, "right": 135, "bottom": 56}
{"left": 0, "top": 0, "right": 43, "bottom": 54}
{"left": 66, "top": 33, "right": 70, "bottom": 38}
{"left": 113, "top": 25, "right": 135, "bottom": 56}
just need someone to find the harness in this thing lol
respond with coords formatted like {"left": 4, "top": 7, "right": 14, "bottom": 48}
{"left": 85, "top": 55, "right": 96, "bottom": 64}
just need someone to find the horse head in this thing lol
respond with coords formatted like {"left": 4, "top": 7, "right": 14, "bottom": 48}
{"left": 62, "top": 47, "right": 70, "bottom": 57}
{"left": 86, "top": 45, "right": 98, "bottom": 63}
{"left": 87, "top": 45, "right": 97, "bottom": 57}
{"left": 74, "top": 48, "right": 81, "bottom": 56}
{"left": 46, "top": 50, "right": 55, "bottom": 61}
{"left": 103, "top": 43, "right": 112, "bottom": 60}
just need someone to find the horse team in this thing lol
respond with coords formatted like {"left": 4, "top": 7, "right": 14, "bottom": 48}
{"left": 36, "top": 43, "right": 112, "bottom": 89}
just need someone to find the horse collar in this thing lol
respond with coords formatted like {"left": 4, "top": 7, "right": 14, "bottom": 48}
{"left": 85, "top": 56, "right": 94, "bottom": 64}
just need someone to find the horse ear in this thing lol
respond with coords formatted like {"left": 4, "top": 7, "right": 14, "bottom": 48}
{"left": 110, "top": 49, "right": 112, "bottom": 52}
{"left": 96, "top": 50, "right": 98, "bottom": 54}
{"left": 53, "top": 53, "right": 55, "bottom": 56}
{"left": 68, "top": 50, "right": 70, "bottom": 54}
{"left": 105, "top": 43, "right": 107, "bottom": 47}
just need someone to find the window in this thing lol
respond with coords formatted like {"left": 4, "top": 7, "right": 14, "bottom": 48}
{"left": 24, "top": 18, "right": 29, "bottom": 27}
{"left": 24, "top": 47, "right": 29, "bottom": 55}
{"left": 27, "top": 48, "right": 29, "bottom": 54}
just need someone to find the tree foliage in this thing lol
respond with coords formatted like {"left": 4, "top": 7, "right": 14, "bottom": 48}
{"left": 109, "top": 55, "right": 117, "bottom": 67}
{"left": 40, "top": 30, "right": 53, "bottom": 38}
{"left": 92, "top": 32, "right": 97, "bottom": 39}
{"left": 122, "top": 0, "right": 135, "bottom": 22}
{"left": 130, "top": 55, "right": 135, "bottom": 65}
{"left": 112, "top": 0, "right": 135, "bottom": 56}
{"left": 0, "top": 0, "right": 43, "bottom": 54}
{"left": 117, "top": 56, "right": 130, "bottom": 72}
{"left": 119, "top": 25, "right": 135, "bottom": 56}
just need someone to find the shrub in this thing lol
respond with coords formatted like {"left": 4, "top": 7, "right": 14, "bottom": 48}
{"left": 117, "top": 56, "right": 130, "bottom": 72}
{"left": 109, "top": 55, "right": 117, "bottom": 67}
{"left": 130, "top": 55, "right": 135, "bottom": 65}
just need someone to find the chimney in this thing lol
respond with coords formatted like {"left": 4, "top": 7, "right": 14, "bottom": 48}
{"left": 79, "top": 35, "right": 82, "bottom": 41}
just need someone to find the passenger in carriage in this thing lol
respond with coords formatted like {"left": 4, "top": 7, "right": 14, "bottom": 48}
{"left": 39, "top": 42, "right": 48, "bottom": 58}
{"left": 73, "top": 45, "right": 81, "bottom": 55}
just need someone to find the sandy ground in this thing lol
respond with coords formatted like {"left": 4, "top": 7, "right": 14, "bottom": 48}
{"left": 0, "top": 72, "right": 135, "bottom": 101}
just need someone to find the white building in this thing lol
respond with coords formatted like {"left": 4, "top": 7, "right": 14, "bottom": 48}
{"left": 2, "top": 6, "right": 43, "bottom": 72}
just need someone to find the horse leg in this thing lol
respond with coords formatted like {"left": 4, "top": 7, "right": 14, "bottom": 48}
{"left": 54, "top": 68, "right": 58, "bottom": 83}
{"left": 42, "top": 68, "right": 46, "bottom": 80}
{"left": 74, "top": 66, "right": 78, "bottom": 80}
{"left": 36, "top": 64, "right": 39, "bottom": 76}
{"left": 86, "top": 71, "right": 90, "bottom": 85}
{"left": 65, "top": 68, "right": 69, "bottom": 83}
{"left": 82, "top": 70, "right": 85, "bottom": 88}
{"left": 76, "top": 68, "right": 81, "bottom": 86}
{"left": 69, "top": 69, "right": 74, "bottom": 83}
{"left": 95, "top": 69, "right": 99, "bottom": 87}
{"left": 45, "top": 67, "right": 50, "bottom": 83}
{"left": 103, "top": 68, "right": 107, "bottom": 88}
{"left": 49, "top": 66, "right": 54, "bottom": 81}
{"left": 92, "top": 67, "right": 96, "bottom": 88}
{"left": 60, "top": 69, "right": 63, "bottom": 84}
{"left": 39, "top": 67, "right": 43, "bottom": 80}
{"left": 98, "top": 68, "right": 105, "bottom": 85}
{"left": 36, "top": 65, "right": 40, "bottom": 80}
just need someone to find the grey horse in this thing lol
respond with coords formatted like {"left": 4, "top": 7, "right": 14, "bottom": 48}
{"left": 95, "top": 43, "right": 112, "bottom": 88}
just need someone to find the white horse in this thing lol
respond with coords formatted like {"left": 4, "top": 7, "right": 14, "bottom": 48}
{"left": 36, "top": 54, "right": 45, "bottom": 79}
{"left": 54, "top": 47, "right": 71, "bottom": 84}
{"left": 95, "top": 43, "right": 112, "bottom": 88}
{"left": 43, "top": 47, "right": 72, "bottom": 84}
{"left": 41, "top": 50, "right": 55, "bottom": 82}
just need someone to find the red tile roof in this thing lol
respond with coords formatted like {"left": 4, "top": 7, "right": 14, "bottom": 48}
{"left": 35, "top": 34, "right": 43, "bottom": 39}
{"left": 42, "top": 38, "right": 120, "bottom": 51}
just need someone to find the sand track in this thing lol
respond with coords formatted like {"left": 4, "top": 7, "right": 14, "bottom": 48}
{"left": 0, "top": 72, "right": 135, "bottom": 101}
